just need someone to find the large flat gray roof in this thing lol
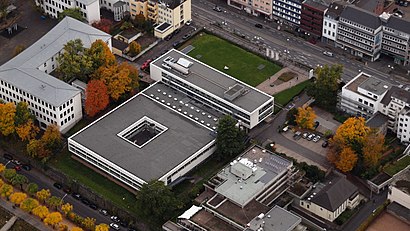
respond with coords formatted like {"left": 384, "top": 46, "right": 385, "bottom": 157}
{"left": 0, "top": 17, "right": 111, "bottom": 106}
{"left": 70, "top": 89, "right": 215, "bottom": 182}
{"left": 358, "top": 75, "right": 392, "bottom": 96}
{"left": 246, "top": 206, "right": 301, "bottom": 231}
{"left": 151, "top": 49, "right": 273, "bottom": 113}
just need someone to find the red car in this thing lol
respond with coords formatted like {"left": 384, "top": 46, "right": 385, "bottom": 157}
{"left": 140, "top": 59, "right": 152, "bottom": 70}
{"left": 14, "top": 165, "right": 21, "bottom": 171}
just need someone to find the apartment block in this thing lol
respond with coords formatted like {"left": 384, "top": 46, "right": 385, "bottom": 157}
{"left": 322, "top": 1, "right": 345, "bottom": 43}
{"left": 35, "top": 0, "right": 100, "bottom": 23}
{"left": 272, "top": 0, "right": 302, "bottom": 25}
{"left": 227, "top": 0, "right": 273, "bottom": 19}
{"left": 154, "top": 0, "right": 191, "bottom": 38}
{"left": 0, "top": 17, "right": 112, "bottom": 133}
{"left": 128, "top": 0, "right": 148, "bottom": 18}
{"left": 300, "top": 0, "right": 327, "bottom": 37}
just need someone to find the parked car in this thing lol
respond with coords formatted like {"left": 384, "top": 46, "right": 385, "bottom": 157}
{"left": 3, "top": 153, "right": 13, "bottom": 160}
{"left": 313, "top": 135, "right": 321, "bottom": 143}
{"left": 282, "top": 126, "right": 289, "bottom": 132}
{"left": 302, "top": 132, "right": 310, "bottom": 139}
{"left": 293, "top": 131, "right": 302, "bottom": 140}
{"left": 314, "top": 121, "right": 320, "bottom": 129}
{"left": 323, "top": 51, "right": 334, "bottom": 57}
{"left": 21, "top": 164, "right": 31, "bottom": 171}
{"left": 186, "top": 20, "right": 192, "bottom": 26}
{"left": 140, "top": 59, "right": 152, "bottom": 70}
{"left": 307, "top": 134, "right": 315, "bottom": 141}
{"left": 111, "top": 216, "right": 120, "bottom": 223}
{"left": 164, "top": 34, "right": 173, "bottom": 41}
{"left": 255, "top": 23, "right": 263, "bottom": 28}
{"left": 81, "top": 198, "right": 91, "bottom": 206}
{"left": 322, "top": 140, "right": 329, "bottom": 148}
{"left": 72, "top": 193, "right": 81, "bottom": 200}
{"left": 110, "top": 223, "right": 120, "bottom": 230}
{"left": 14, "top": 165, "right": 21, "bottom": 171}
{"left": 173, "top": 28, "right": 181, "bottom": 35}
{"left": 172, "top": 41, "right": 182, "bottom": 48}
{"left": 213, "top": 6, "right": 222, "bottom": 12}
{"left": 53, "top": 183, "right": 63, "bottom": 190}
{"left": 99, "top": 209, "right": 108, "bottom": 216}
{"left": 182, "top": 34, "right": 190, "bottom": 40}
{"left": 89, "top": 203, "right": 98, "bottom": 210}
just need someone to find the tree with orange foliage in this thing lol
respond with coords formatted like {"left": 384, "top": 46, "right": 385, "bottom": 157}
{"left": 44, "top": 212, "right": 63, "bottom": 228}
{"left": 16, "top": 120, "right": 39, "bottom": 142}
{"left": 363, "top": 131, "right": 385, "bottom": 168}
{"left": 332, "top": 117, "right": 370, "bottom": 153}
{"left": 10, "top": 192, "right": 27, "bottom": 205}
{"left": 27, "top": 139, "right": 52, "bottom": 159}
{"left": 32, "top": 205, "right": 49, "bottom": 220}
{"left": 335, "top": 146, "right": 358, "bottom": 172}
{"left": 120, "top": 62, "right": 139, "bottom": 92}
{"left": 0, "top": 102, "right": 16, "bottom": 136}
{"left": 93, "top": 63, "right": 131, "bottom": 100}
{"left": 295, "top": 106, "right": 316, "bottom": 129}
{"left": 91, "top": 19, "right": 113, "bottom": 34}
{"left": 85, "top": 80, "right": 109, "bottom": 117}
{"left": 128, "top": 41, "right": 141, "bottom": 57}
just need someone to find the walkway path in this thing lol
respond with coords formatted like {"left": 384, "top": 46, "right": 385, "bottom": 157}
{"left": 0, "top": 199, "right": 53, "bottom": 231}
{"left": 0, "top": 216, "right": 17, "bottom": 231}
{"left": 256, "top": 66, "right": 310, "bottom": 95}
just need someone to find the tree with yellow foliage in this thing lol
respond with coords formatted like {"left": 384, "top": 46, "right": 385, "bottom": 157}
{"left": 128, "top": 41, "right": 141, "bottom": 56}
{"left": 44, "top": 212, "right": 63, "bottom": 228}
{"left": 295, "top": 106, "right": 316, "bottom": 129}
{"left": 332, "top": 117, "right": 370, "bottom": 152}
{"left": 20, "top": 198, "right": 40, "bottom": 213}
{"left": 59, "top": 223, "right": 69, "bottom": 231}
{"left": 92, "top": 63, "right": 132, "bottom": 100}
{"left": 87, "top": 39, "right": 116, "bottom": 71}
{"left": 32, "top": 205, "right": 49, "bottom": 220}
{"left": 71, "top": 227, "right": 84, "bottom": 231}
{"left": 363, "top": 132, "right": 385, "bottom": 168}
{"left": 16, "top": 120, "right": 39, "bottom": 142}
{"left": 9, "top": 192, "right": 27, "bottom": 205}
{"left": 0, "top": 183, "right": 13, "bottom": 199}
{"left": 61, "top": 203, "right": 73, "bottom": 216}
{"left": 0, "top": 102, "right": 16, "bottom": 136}
{"left": 335, "top": 146, "right": 358, "bottom": 172}
{"left": 95, "top": 224, "right": 109, "bottom": 231}
{"left": 0, "top": 163, "right": 5, "bottom": 174}
{"left": 41, "top": 124, "right": 62, "bottom": 153}
{"left": 82, "top": 217, "right": 96, "bottom": 230}
{"left": 36, "top": 189, "right": 51, "bottom": 203}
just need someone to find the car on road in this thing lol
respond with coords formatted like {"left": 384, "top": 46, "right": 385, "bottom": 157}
{"left": 322, "top": 140, "right": 329, "bottom": 148}
{"left": 89, "top": 203, "right": 98, "bottom": 210}
{"left": 182, "top": 34, "right": 190, "bottom": 40}
{"left": 140, "top": 59, "right": 152, "bottom": 70}
{"left": 109, "top": 223, "right": 120, "bottom": 230}
{"left": 21, "top": 164, "right": 31, "bottom": 171}
{"left": 213, "top": 6, "right": 222, "bottom": 12}
{"left": 323, "top": 51, "right": 334, "bottom": 57}
{"left": 99, "top": 209, "right": 108, "bottom": 216}
{"left": 3, "top": 153, "right": 13, "bottom": 160}
{"left": 186, "top": 20, "right": 192, "bottom": 26}
{"left": 286, "top": 103, "right": 295, "bottom": 110}
{"left": 307, "top": 134, "right": 315, "bottom": 141}
{"left": 255, "top": 23, "right": 263, "bottom": 29}
{"left": 53, "top": 182, "right": 63, "bottom": 190}
{"left": 313, "top": 135, "right": 321, "bottom": 143}
{"left": 111, "top": 216, "right": 120, "bottom": 223}
{"left": 282, "top": 126, "right": 289, "bottom": 132}
{"left": 172, "top": 41, "right": 183, "bottom": 48}
{"left": 81, "top": 198, "right": 91, "bottom": 206}
{"left": 72, "top": 193, "right": 81, "bottom": 200}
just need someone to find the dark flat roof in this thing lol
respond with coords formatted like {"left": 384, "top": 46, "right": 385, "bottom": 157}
{"left": 340, "top": 5, "right": 381, "bottom": 29}
{"left": 366, "top": 112, "right": 389, "bottom": 128}
{"left": 156, "top": 22, "right": 171, "bottom": 32}
{"left": 112, "top": 38, "right": 128, "bottom": 51}
{"left": 70, "top": 89, "right": 214, "bottom": 182}
{"left": 152, "top": 49, "right": 273, "bottom": 113}
{"left": 384, "top": 16, "right": 410, "bottom": 35}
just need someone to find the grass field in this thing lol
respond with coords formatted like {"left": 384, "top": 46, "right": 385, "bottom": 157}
{"left": 187, "top": 33, "right": 281, "bottom": 87}
{"left": 273, "top": 80, "right": 311, "bottom": 113}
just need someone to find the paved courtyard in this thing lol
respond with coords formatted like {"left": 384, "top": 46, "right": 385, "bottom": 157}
{"left": 0, "top": 0, "right": 57, "bottom": 65}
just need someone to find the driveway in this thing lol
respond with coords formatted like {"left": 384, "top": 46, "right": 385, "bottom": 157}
{"left": 312, "top": 106, "right": 341, "bottom": 134}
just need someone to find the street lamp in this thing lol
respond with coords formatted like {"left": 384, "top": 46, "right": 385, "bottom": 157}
{"left": 60, "top": 193, "right": 68, "bottom": 204}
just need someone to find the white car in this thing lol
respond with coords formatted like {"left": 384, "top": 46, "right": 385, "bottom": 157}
{"left": 313, "top": 136, "right": 321, "bottom": 143}
{"left": 109, "top": 223, "right": 120, "bottom": 230}
{"left": 323, "top": 51, "right": 334, "bottom": 57}
{"left": 186, "top": 20, "right": 192, "bottom": 26}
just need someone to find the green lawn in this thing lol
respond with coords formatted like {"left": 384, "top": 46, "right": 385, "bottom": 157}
{"left": 187, "top": 33, "right": 281, "bottom": 87}
{"left": 384, "top": 155, "right": 410, "bottom": 176}
{"left": 49, "top": 149, "right": 140, "bottom": 216}
{"left": 273, "top": 80, "right": 311, "bottom": 108}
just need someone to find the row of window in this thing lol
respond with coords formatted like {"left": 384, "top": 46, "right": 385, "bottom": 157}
{"left": 323, "top": 29, "right": 335, "bottom": 37}
{"left": 340, "top": 18, "right": 377, "bottom": 34}
{"left": 337, "top": 35, "right": 373, "bottom": 53}
{"left": 338, "top": 25, "right": 376, "bottom": 41}
{"left": 358, "top": 98, "right": 374, "bottom": 107}
{"left": 324, "top": 21, "right": 336, "bottom": 29}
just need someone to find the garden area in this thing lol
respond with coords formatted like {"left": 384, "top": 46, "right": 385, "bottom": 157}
{"left": 273, "top": 80, "right": 311, "bottom": 112}
{"left": 384, "top": 155, "right": 410, "bottom": 176}
{"left": 186, "top": 33, "right": 282, "bottom": 87}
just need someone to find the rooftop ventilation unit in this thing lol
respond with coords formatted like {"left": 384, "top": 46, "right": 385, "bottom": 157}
{"left": 224, "top": 84, "right": 245, "bottom": 101}
{"left": 163, "top": 56, "right": 190, "bottom": 75}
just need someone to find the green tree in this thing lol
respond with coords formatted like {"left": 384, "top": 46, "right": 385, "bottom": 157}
{"left": 57, "top": 39, "right": 93, "bottom": 82}
{"left": 120, "top": 21, "right": 133, "bottom": 30}
{"left": 216, "top": 115, "right": 245, "bottom": 159}
{"left": 307, "top": 64, "right": 343, "bottom": 111}
{"left": 11, "top": 174, "right": 28, "bottom": 190}
{"left": 14, "top": 102, "right": 34, "bottom": 126}
{"left": 20, "top": 198, "right": 39, "bottom": 213}
{"left": 87, "top": 39, "right": 116, "bottom": 72}
{"left": 26, "top": 183, "right": 39, "bottom": 196}
{"left": 286, "top": 108, "right": 298, "bottom": 126}
{"left": 136, "top": 180, "right": 181, "bottom": 222}
{"left": 41, "top": 124, "right": 62, "bottom": 153}
{"left": 46, "top": 196, "right": 63, "bottom": 210}
{"left": 128, "top": 41, "right": 141, "bottom": 57}
{"left": 3, "top": 168, "right": 16, "bottom": 182}
{"left": 58, "top": 8, "right": 85, "bottom": 22}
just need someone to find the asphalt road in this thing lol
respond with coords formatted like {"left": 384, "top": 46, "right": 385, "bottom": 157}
{"left": 0, "top": 151, "right": 116, "bottom": 229}
{"left": 191, "top": 0, "right": 409, "bottom": 85}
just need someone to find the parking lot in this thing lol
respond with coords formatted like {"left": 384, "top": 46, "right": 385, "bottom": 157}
{"left": 282, "top": 129, "right": 328, "bottom": 157}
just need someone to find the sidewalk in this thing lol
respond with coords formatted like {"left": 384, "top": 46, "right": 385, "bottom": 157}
{"left": 0, "top": 199, "right": 53, "bottom": 231}
{"left": 256, "top": 66, "right": 309, "bottom": 95}
{"left": 0, "top": 216, "right": 17, "bottom": 231}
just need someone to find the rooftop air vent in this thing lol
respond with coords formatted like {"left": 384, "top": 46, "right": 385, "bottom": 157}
{"left": 224, "top": 84, "right": 245, "bottom": 101}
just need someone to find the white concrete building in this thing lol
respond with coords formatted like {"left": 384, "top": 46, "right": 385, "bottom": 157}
{"left": 388, "top": 168, "right": 410, "bottom": 210}
{"left": 154, "top": 0, "right": 192, "bottom": 39}
{"left": 0, "top": 17, "right": 111, "bottom": 133}
{"left": 322, "top": 2, "right": 345, "bottom": 44}
{"left": 299, "top": 175, "right": 359, "bottom": 222}
{"left": 35, "top": 0, "right": 100, "bottom": 23}
{"left": 149, "top": 50, "right": 274, "bottom": 129}
{"left": 272, "top": 0, "right": 303, "bottom": 25}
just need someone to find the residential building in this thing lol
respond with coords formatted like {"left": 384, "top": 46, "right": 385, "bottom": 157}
{"left": 147, "top": 0, "right": 158, "bottom": 21}
{"left": 380, "top": 13, "right": 410, "bottom": 66}
{"left": 300, "top": 0, "right": 328, "bottom": 38}
{"left": 68, "top": 82, "right": 218, "bottom": 190}
{"left": 299, "top": 174, "right": 359, "bottom": 222}
{"left": 322, "top": 1, "right": 345, "bottom": 44}
{"left": 366, "top": 112, "right": 389, "bottom": 136}
{"left": 388, "top": 168, "right": 410, "bottom": 210}
{"left": 99, "top": 0, "right": 129, "bottom": 12}
{"left": 0, "top": 17, "right": 111, "bottom": 133}
{"left": 272, "top": 0, "right": 303, "bottom": 26}
{"left": 154, "top": 0, "right": 191, "bottom": 39}
{"left": 336, "top": 5, "right": 383, "bottom": 61}
{"left": 150, "top": 49, "right": 275, "bottom": 129}
{"left": 35, "top": 0, "right": 100, "bottom": 23}
{"left": 164, "top": 145, "right": 301, "bottom": 231}
{"left": 128, "top": 0, "right": 148, "bottom": 18}
{"left": 227, "top": 0, "right": 273, "bottom": 19}
{"left": 340, "top": 72, "right": 410, "bottom": 143}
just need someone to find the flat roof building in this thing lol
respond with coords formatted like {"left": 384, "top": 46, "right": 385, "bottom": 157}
{"left": 68, "top": 83, "right": 217, "bottom": 190}
{"left": 0, "top": 17, "right": 111, "bottom": 132}
{"left": 150, "top": 49, "right": 274, "bottom": 129}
